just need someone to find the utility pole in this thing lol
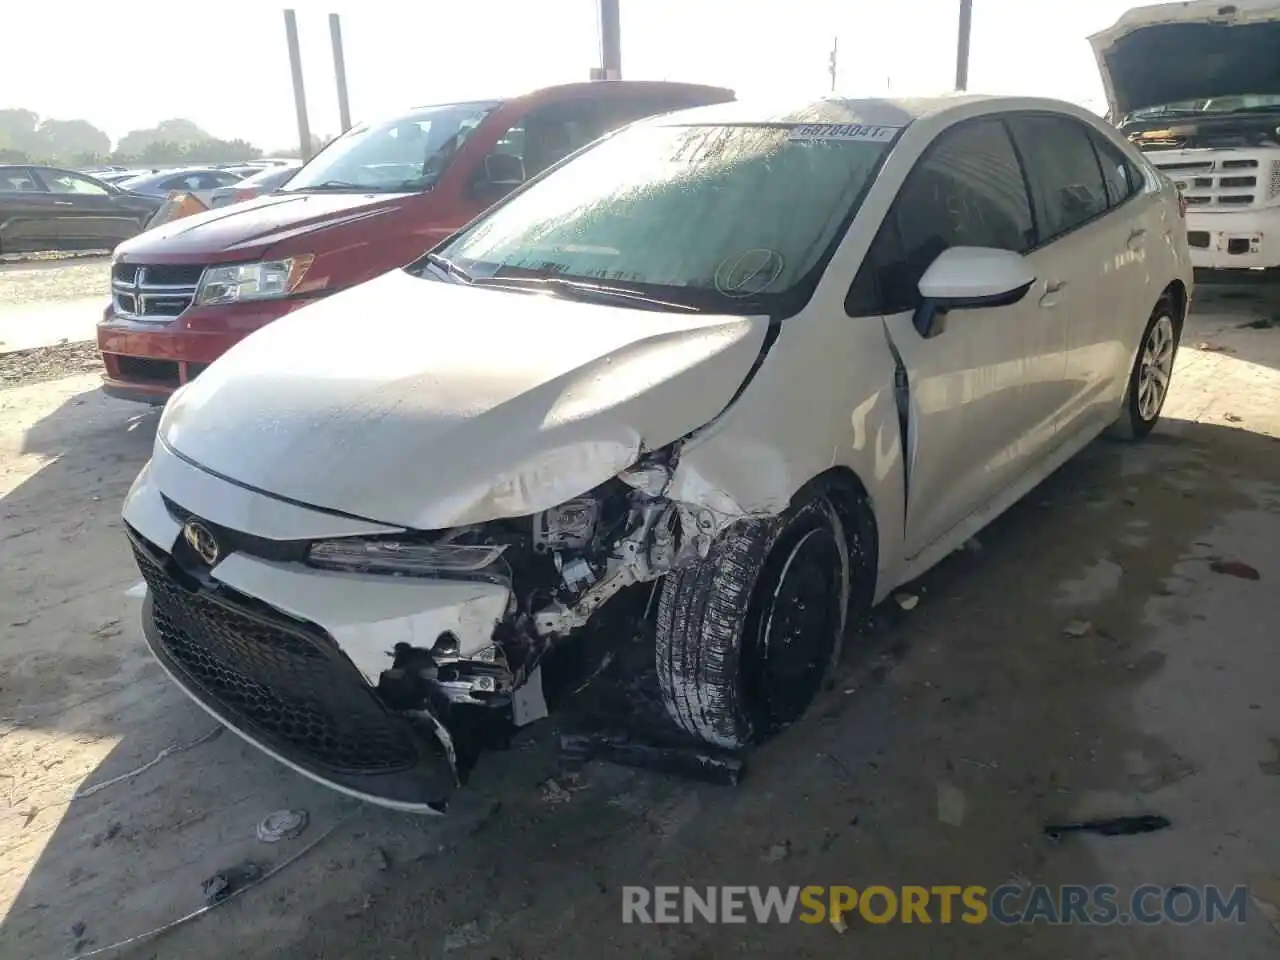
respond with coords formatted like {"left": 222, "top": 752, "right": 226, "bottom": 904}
{"left": 283, "top": 10, "right": 313, "bottom": 161}
{"left": 828, "top": 36, "right": 839, "bottom": 92}
{"left": 592, "top": 0, "right": 622, "bottom": 80}
{"left": 329, "top": 14, "right": 352, "bottom": 133}
{"left": 955, "top": 0, "right": 973, "bottom": 91}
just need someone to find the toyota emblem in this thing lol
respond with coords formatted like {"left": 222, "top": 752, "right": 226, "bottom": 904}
{"left": 182, "top": 519, "right": 220, "bottom": 566}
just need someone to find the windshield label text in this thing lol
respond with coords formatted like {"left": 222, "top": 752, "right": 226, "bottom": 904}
{"left": 789, "top": 123, "right": 900, "bottom": 143}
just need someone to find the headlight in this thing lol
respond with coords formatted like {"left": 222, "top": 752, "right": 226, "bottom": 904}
{"left": 308, "top": 539, "right": 507, "bottom": 576}
{"left": 194, "top": 255, "right": 315, "bottom": 306}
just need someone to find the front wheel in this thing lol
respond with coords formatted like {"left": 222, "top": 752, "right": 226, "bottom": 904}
{"left": 655, "top": 495, "right": 855, "bottom": 750}
{"left": 1108, "top": 296, "right": 1180, "bottom": 441}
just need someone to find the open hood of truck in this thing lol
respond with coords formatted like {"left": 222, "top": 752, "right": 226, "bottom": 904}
{"left": 115, "top": 190, "right": 414, "bottom": 262}
{"left": 157, "top": 270, "right": 769, "bottom": 530}
{"left": 1089, "top": 1, "right": 1280, "bottom": 117}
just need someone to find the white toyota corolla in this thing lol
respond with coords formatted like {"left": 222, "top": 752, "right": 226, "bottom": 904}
{"left": 123, "top": 94, "right": 1192, "bottom": 812}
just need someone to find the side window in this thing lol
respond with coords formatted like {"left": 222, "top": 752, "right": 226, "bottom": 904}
{"left": 846, "top": 118, "right": 1033, "bottom": 316}
{"left": 212, "top": 171, "right": 243, "bottom": 187}
{"left": 476, "top": 100, "right": 603, "bottom": 200}
{"left": 41, "top": 171, "right": 109, "bottom": 196}
{"left": 1090, "top": 131, "right": 1144, "bottom": 208}
{"left": 1007, "top": 115, "right": 1108, "bottom": 240}
{"left": 1, "top": 168, "right": 44, "bottom": 191}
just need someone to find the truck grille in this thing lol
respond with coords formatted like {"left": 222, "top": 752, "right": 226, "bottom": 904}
{"left": 1148, "top": 150, "right": 1278, "bottom": 208}
{"left": 131, "top": 535, "right": 422, "bottom": 776}
{"left": 112, "top": 263, "right": 205, "bottom": 322}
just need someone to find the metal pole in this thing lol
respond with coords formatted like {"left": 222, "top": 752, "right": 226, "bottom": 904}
{"left": 329, "top": 13, "right": 352, "bottom": 133}
{"left": 284, "top": 9, "right": 313, "bottom": 161}
{"left": 955, "top": 0, "right": 973, "bottom": 91}
{"left": 829, "top": 36, "right": 838, "bottom": 92}
{"left": 598, "top": 0, "right": 621, "bottom": 80}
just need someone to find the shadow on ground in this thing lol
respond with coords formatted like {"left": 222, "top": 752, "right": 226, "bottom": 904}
{"left": 1, "top": 376, "right": 1278, "bottom": 958}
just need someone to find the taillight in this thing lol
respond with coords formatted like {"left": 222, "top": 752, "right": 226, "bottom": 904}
{"left": 1177, "top": 187, "right": 1187, "bottom": 219}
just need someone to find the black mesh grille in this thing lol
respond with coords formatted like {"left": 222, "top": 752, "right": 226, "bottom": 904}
{"left": 113, "top": 263, "right": 206, "bottom": 286}
{"left": 132, "top": 539, "right": 421, "bottom": 775}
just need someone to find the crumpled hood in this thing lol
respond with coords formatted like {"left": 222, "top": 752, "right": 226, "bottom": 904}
{"left": 159, "top": 270, "right": 770, "bottom": 530}
{"left": 115, "top": 190, "right": 412, "bottom": 261}
{"left": 1090, "top": 1, "right": 1280, "bottom": 116}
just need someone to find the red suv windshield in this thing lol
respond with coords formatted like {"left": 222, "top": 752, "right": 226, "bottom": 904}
{"left": 283, "top": 100, "right": 501, "bottom": 193}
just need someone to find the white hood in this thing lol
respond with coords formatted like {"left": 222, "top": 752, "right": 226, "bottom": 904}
{"left": 1090, "top": 0, "right": 1280, "bottom": 116}
{"left": 159, "top": 269, "right": 769, "bottom": 529}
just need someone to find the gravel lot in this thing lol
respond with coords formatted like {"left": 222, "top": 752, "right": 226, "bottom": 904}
{"left": 0, "top": 264, "right": 1278, "bottom": 959}
{"left": 0, "top": 257, "right": 111, "bottom": 308}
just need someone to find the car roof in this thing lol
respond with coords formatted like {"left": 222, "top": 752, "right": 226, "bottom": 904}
{"left": 406, "top": 80, "right": 736, "bottom": 112}
{"left": 638, "top": 93, "right": 1090, "bottom": 128}
{"left": 127, "top": 167, "right": 234, "bottom": 180}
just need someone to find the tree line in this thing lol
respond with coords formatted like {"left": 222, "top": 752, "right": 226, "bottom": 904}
{"left": 0, "top": 109, "right": 283, "bottom": 167}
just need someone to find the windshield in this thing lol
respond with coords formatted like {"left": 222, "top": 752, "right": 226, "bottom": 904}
{"left": 428, "top": 121, "right": 898, "bottom": 312}
{"left": 284, "top": 101, "right": 500, "bottom": 193}
{"left": 1127, "top": 93, "right": 1280, "bottom": 119}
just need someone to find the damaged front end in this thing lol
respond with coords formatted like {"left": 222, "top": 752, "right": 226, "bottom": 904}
{"left": 129, "top": 445, "right": 734, "bottom": 814}
{"left": 367, "top": 448, "right": 727, "bottom": 715}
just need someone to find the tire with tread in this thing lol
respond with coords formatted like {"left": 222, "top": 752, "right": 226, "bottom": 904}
{"left": 655, "top": 494, "right": 863, "bottom": 749}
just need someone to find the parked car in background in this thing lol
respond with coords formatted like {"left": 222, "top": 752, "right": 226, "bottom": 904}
{"left": 117, "top": 167, "right": 245, "bottom": 200}
{"left": 95, "top": 169, "right": 162, "bottom": 185}
{"left": 98, "top": 80, "right": 736, "bottom": 402}
{"left": 121, "top": 94, "right": 1192, "bottom": 810}
{"left": 1092, "top": 0, "right": 1280, "bottom": 270}
{"left": 0, "top": 164, "right": 163, "bottom": 254}
{"left": 207, "top": 163, "right": 301, "bottom": 207}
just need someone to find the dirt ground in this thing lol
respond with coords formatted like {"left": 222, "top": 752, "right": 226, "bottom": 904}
{"left": 1, "top": 273, "right": 1279, "bottom": 960}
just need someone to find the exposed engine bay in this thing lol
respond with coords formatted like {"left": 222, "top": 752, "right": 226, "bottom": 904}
{"left": 1120, "top": 108, "right": 1280, "bottom": 151}
{"left": 356, "top": 444, "right": 736, "bottom": 765}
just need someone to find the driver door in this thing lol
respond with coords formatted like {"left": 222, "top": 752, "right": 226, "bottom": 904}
{"left": 848, "top": 117, "right": 1066, "bottom": 558}
{"left": 33, "top": 169, "right": 123, "bottom": 249}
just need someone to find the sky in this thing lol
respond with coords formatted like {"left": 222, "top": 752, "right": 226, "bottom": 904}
{"left": 0, "top": 0, "right": 1153, "bottom": 150}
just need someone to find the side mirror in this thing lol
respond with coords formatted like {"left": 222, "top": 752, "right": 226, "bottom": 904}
{"left": 473, "top": 153, "right": 525, "bottom": 200}
{"left": 917, "top": 246, "right": 1035, "bottom": 309}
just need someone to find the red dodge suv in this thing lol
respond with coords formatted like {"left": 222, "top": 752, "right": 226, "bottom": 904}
{"left": 98, "top": 81, "right": 735, "bottom": 403}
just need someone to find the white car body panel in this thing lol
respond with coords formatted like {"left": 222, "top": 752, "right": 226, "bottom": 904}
{"left": 124, "top": 93, "right": 1193, "bottom": 810}
{"left": 159, "top": 269, "right": 770, "bottom": 529}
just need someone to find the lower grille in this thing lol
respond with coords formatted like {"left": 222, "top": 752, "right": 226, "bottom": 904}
{"left": 118, "top": 356, "right": 180, "bottom": 386}
{"left": 131, "top": 537, "right": 420, "bottom": 776}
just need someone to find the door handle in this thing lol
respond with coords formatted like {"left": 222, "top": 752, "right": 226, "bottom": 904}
{"left": 1039, "top": 279, "right": 1066, "bottom": 309}
{"left": 1127, "top": 227, "right": 1147, "bottom": 250}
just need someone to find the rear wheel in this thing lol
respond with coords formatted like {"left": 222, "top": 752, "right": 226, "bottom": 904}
{"left": 1108, "top": 296, "right": 1180, "bottom": 441}
{"left": 655, "top": 495, "right": 856, "bottom": 749}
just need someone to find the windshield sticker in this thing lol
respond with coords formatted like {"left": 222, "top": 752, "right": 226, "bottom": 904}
{"left": 714, "top": 249, "right": 786, "bottom": 298}
{"left": 789, "top": 122, "right": 901, "bottom": 143}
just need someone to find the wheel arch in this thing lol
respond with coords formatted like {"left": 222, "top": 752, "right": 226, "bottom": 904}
{"left": 787, "top": 466, "right": 881, "bottom": 610}
{"left": 1163, "top": 278, "right": 1188, "bottom": 336}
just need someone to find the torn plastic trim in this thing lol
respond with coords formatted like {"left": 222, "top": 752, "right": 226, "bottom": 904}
{"left": 880, "top": 318, "right": 911, "bottom": 533}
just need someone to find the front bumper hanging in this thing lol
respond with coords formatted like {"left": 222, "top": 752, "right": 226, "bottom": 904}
{"left": 131, "top": 532, "right": 460, "bottom": 813}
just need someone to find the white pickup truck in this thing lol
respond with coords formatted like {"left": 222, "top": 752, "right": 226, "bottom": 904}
{"left": 1092, "top": 0, "right": 1280, "bottom": 271}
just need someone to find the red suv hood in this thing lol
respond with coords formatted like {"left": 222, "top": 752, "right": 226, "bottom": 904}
{"left": 115, "top": 191, "right": 416, "bottom": 264}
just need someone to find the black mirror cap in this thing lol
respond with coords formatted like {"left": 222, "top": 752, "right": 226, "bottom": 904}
{"left": 929, "top": 278, "right": 1035, "bottom": 312}
{"left": 912, "top": 279, "right": 1036, "bottom": 339}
